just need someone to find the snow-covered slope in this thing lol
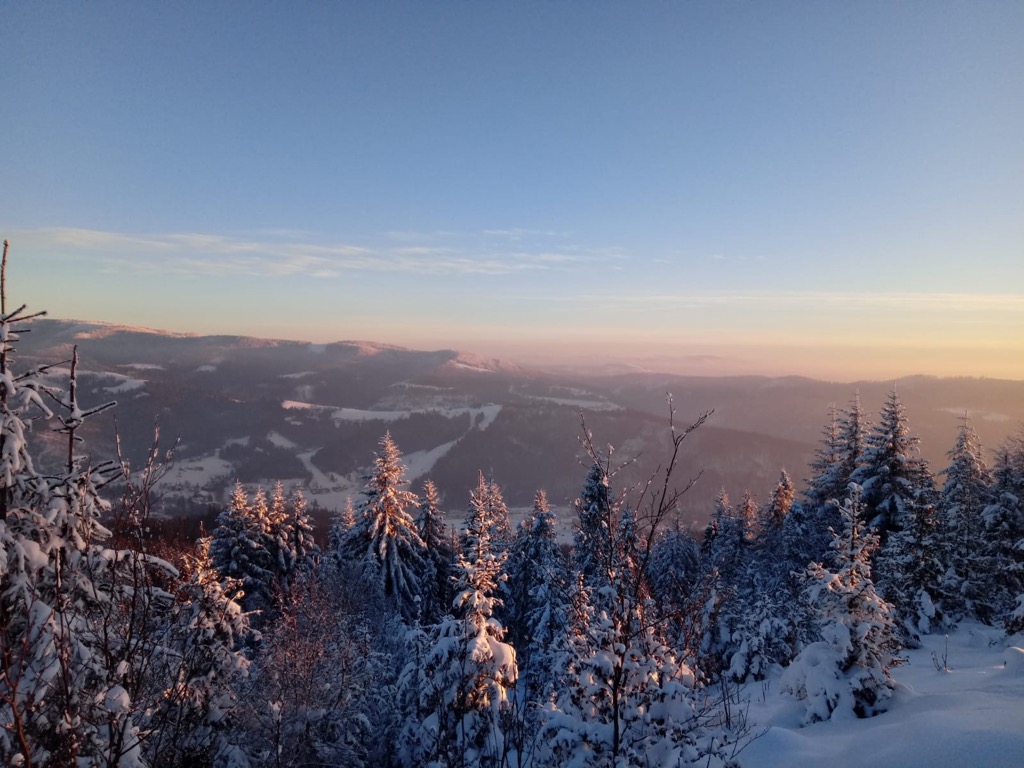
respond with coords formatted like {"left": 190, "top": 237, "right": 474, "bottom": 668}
{"left": 742, "top": 623, "right": 1024, "bottom": 768}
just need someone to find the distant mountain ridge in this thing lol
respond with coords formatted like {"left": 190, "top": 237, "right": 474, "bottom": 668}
{"left": 16, "top": 318, "right": 1024, "bottom": 529}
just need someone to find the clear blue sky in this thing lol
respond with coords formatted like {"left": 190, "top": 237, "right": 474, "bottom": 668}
{"left": 3, "top": 1, "right": 1022, "bottom": 379}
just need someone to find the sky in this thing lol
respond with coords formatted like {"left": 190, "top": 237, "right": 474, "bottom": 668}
{"left": 2, "top": 1, "right": 1022, "bottom": 381}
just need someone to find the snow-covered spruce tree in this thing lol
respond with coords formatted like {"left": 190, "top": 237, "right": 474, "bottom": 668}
{"left": 876, "top": 499, "right": 944, "bottom": 644}
{"left": 28, "top": 362, "right": 130, "bottom": 763}
{"left": 538, "top": 405, "right": 751, "bottom": 768}
{"left": 648, "top": 521, "right": 700, "bottom": 651}
{"left": 418, "top": 478, "right": 455, "bottom": 625}
{"left": 263, "top": 482, "right": 318, "bottom": 607}
{"left": 725, "top": 588, "right": 797, "bottom": 685}
{"left": 142, "top": 536, "right": 250, "bottom": 768}
{"left": 398, "top": 484, "right": 517, "bottom": 768}
{"left": 705, "top": 484, "right": 798, "bottom": 684}
{"left": 0, "top": 277, "right": 67, "bottom": 764}
{"left": 853, "top": 390, "right": 942, "bottom": 639}
{"left": 781, "top": 485, "right": 900, "bottom": 723}
{"left": 266, "top": 481, "right": 294, "bottom": 601}
{"left": 286, "top": 487, "right": 317, "bottom": 576}
{"left": 702, "top": 489, "right": 744, "bottom": 583}
{"left": 503, "top": 489, "right": 570, "bottom": 705}
{"left": 328, "top": 495, "right": 357, "bottom": 563}
{"left": 938, "top": 418, "right": 996, "bottom": 622}
{"left": 986, "top": 434, "right": 1024, "bottom": 633}
{"left": 785, "top": 400, "right": 867, "bottom": 576}
{"left": 697, "top": 489, "right": 756, "bottom": 679}
{"left": 754, "top": 470, "right": 800, "bottom": 616}
{"left": 758, "top": 469, "right": 795, "bottom": 552}
{"left": 572, "top": 461, "right": 615, "bottom": 590}
{"left": 835, "top": 395, "right": 870, "bottom": 498}
{"left": 246, "top": 487, "right": 276, "bottom": 614}
{"left": 211, "top": 482, "right": 275, "bottom": 626}
{"left": 341, "top": 432, "right": 427, "bottom": 623}
{"left": 852, "top": 389, "right": 933, "bottom": 542}
{"left": 466, "top": 471, "right": 513, "bottom": 558}
{"left": 716, "top": 477, "right": 802, "bottom": 684}
{"left": 268, "top": 481, "right": 289, "bottom": 565}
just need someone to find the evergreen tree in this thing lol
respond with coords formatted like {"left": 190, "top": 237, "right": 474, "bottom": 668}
{"left": 504, "top": 490, "right": 570, "bottom": 704}
{"left": 853, "top": 389, "right": 934, "bottom": 542}
{"left": 648, "top": 521, "right": 700, "bottom": 633}
{"left": 703, "top": 484, "right": 799, "bottom": 682}
{"left": 572, "top": 461, "right": 615, "bottom": 588}
{"left": 802, "top": 405, "right": 844, "bottom": 510}
{"left": 417, "top": 479, "right": 455, "bottom": 623}
{"left": 703, "top": 489, "right": 742, "bottom": 580}
{"left": 852, "top": 390, "right": 941, "bottom": 637}
{"left": 695, "top": 490, "right": 738, "bottom": 679}
{"left": 465, "top": 471, "right": 513, "bottom": 559}
{"left": 286, "top": 487, "right": 318, "bottom": 576}
{"left": 781, "top": 486, "right": 900, "bottom": 723}
{"left": 786, "top": 411, "right": 837, "bottom": 575}
{"left": 759, "top": 469, "right": 795, "bottom": 544}
{"left": 756, "top": 469, "right": 800, "bottom": 603}
{"left": 986, "top": 437, "right": 1024, "bottom": 632}
{"left": 261, "top": 483, "right": 319, "bottom": 604}
{"left": 268, "top": 480, "right": 290, "bottom": 575}
{"left": 786, "top": 400, "right": 867, "bottom": 575}
{"left": 342, "top": 432, "right": 427, "bottom": 623}
{"left": 398, "top": 492, "right": 517, "bottom": 768}
{"left": 716, "top": 472, "right": 803, "bottom": 683}
{"left": 265, "top": 481, "right": 296, "bottom": 604}
{"left": 211, "top": 482, "right": 275, "bottom": 622}
{"left": 938, "top": 418, "right": 995, "bottom": 621}
{"left": 873, "top": 491, "right": 944, "bottom": 642}
{"left": 835, "top": 394, "right": 869, "bottom": 498}
{"left": 538, "top": 577, "right": 708, "bottom": 768}
{"left": 328, "top": 496, "right": 357, "bottom": 562}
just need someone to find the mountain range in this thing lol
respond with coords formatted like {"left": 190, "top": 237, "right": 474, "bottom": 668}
{"left": 18, "top": 319, "right": 1024, "bottom": 531}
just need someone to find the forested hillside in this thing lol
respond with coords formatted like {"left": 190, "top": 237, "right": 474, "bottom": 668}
{"left": 16, "top": 319, "right": 1024, "bottom": 531}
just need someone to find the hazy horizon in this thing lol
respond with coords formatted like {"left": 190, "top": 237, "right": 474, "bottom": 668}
{"left": 4, "top": 3, "right": 1022, "bottom": 381}
{"left": 30, "top": 313, "right": 1024, "bottom": 384}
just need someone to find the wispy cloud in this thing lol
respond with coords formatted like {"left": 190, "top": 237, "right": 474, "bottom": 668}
{"left": 486, "top": 290, "right": 1023, "bottom": 349}
{"left": 555, "top": 290, "right": 1024, "bottom": 314}
{"left": 481, "top": 228, "right": 570, "bottom": 240}
{"left": 15, "top": 227, "right": 606, "bottom": 278}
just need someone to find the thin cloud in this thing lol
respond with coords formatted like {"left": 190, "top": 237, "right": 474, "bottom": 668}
{"left": 382, "top": 229, "right": 462, "bottom": 242}
{"left": 482, "top": 228, "right": 569, "bottom": 240}
{"left": 557, "top": 290, "right": 1024, "bottom": 313}
{"left": 16, "top": 227, "right": 598, "bottom": 278}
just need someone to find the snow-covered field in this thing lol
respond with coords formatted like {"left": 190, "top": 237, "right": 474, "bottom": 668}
{"left": 281, "top": 400, "right": 503, "bottom": 429}
{"left": 742, "top": 623, "right": 1024, "bottom": 768}
{"left": 163, "top": 453, "right": 234, "bottom": 489}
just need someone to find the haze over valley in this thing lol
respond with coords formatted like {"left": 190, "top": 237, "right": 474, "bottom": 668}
{"left": 20, "top": 318, "right": 1024, "bottom": 532}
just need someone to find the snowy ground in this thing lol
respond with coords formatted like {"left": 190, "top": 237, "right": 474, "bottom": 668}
{"left": 741, "top": 622, "right": 1024, "bottom": 768}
